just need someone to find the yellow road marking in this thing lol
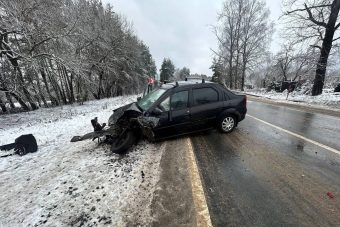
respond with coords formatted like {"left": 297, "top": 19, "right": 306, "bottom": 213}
{"left": 186, "top": 138, "right": 212, "bottom": 227}
{"left": 247, "top": 114, "right": 340, "bottom": 156}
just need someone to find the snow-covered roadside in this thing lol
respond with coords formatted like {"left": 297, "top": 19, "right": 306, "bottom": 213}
{"left": 244, "top": 89, "right": 340, "bottom": 110}
{"left": 0, "top": 96, "right": 165, "bottom": 226}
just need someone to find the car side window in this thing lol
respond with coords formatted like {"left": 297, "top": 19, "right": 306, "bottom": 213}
{"left": 193, "top": 87, "right": 219, "bottom": 106}
{"left": 159, "top": 97, "right": 170, "bottom": 112}
{"left": 171, "top": 91, "right": 189, "bottom": 111}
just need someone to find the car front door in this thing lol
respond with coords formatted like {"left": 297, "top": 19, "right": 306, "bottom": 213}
{"left": 152, "top": 89, "right": 191, "bottom": 139}
{"left": 190, "top": 86, "right": 223, "bottom": 131}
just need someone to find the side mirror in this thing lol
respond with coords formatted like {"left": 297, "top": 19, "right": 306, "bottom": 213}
{"left": 137, "top": 97, "right": 141, "bottom": 101}
{"left": 152, "top": 107, "right": 162, "bottom": 116}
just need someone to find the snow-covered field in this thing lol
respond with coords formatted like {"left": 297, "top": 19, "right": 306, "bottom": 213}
{"left": 0, "top": 96, "right": 165, "bottom": 226}
{"left": 244, "top": 88, "right": 340, "bottom": 109}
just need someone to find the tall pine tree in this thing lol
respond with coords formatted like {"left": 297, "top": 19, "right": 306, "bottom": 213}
{"left": 160, "top": 58, "right": 175, "bottom": 82}
{"left": 140, "top": 43, "right": 157, "bottom": 78}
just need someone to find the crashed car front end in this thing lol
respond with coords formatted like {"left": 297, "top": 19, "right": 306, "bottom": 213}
{"left": 108, "top": 103, "right": 137, "bottom": 127}
{"left": 71, "top": 102, "right": 159, "bottom": 144}
{"left": 71, "top": 86, "right": 167, "bottom": 153}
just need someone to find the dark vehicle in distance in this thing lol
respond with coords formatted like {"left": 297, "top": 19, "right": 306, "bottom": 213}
{"left": 335, "top": 83, "right": 340, "bottom": 92}
{"left": 71, "top": 80, "right": 247, "bottom": 153}
{"left": 268, "top": 81, "right": 298, "bottom": 92}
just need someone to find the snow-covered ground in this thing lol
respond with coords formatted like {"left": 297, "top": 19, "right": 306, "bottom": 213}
{"left": 0, "top": 96, "right": 165, "bottom": 226}
{"left": 244, "top": 88, "right": 340, "bottom": 109}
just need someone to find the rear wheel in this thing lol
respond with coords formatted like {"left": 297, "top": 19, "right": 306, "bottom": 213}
{"left": 219, "top": 115, "right": 236, "bottom": 133}
{"left": 111, "top": 130, "right": 137, "bottom": 154}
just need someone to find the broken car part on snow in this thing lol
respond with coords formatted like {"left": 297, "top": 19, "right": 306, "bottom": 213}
{"left": 0, "top": 134, "right": 38, "bottom": 157}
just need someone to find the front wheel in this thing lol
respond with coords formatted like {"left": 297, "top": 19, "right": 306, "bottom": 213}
{"left": 111, "top": 130, "right": 137, "bottom": 154}
{"left": 219, "top": 115, "right": 236, "bottom": 133}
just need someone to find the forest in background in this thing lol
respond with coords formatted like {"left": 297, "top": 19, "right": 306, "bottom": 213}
{"left": 0, "top": 0, "right": 157, "bottom": 113}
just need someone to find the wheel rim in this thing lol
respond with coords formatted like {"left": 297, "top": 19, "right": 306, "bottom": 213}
{"left": 222, "top": 117, "right": 234, "bottom": 132}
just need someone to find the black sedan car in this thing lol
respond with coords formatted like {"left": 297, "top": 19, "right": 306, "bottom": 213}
{"left": 72, "top": 80, "right": 247, "bottom": 153}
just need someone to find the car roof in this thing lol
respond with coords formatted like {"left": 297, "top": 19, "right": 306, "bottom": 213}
{"left": 160, "top": 80, "right": 215, "bottom": 90}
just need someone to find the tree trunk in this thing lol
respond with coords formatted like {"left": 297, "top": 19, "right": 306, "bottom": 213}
{"left": 66, "top": 71, "right": 75, "bottom": 103}
{"left": 11, "top": 92, "right": 29, "bottom": 110}
{"left": 228, "top": 60, "right": 233, "bottom": 88}
{"left": 18, "top": 69, "right": 38, "bottom": 110}
{"left": 47, "top": 60, "right": 64, "bottom": 104}
{"left": 36, "top": 73, "right": 48, "bottom": 108}
{"left": 41, "top": 67, "right": 58, "bottom": 106}
{"left": 0, "top": 98, "right": 7, "bottom": 113}
{"left": 5, "top": 92, "right": 15, "bottom": 109}
{"left": 241, "top": 41, "right": 248, "bottom": 91}
{"left": 1, "top": 31, "right": 38, "bottom": 110}
{"left": 228, "top": 36, "right": 234, "bottom": 88}
{"left": 105, "top": 83, "right": 114, "bottom": 98}
{"left": 27, "top": 72, "right": 42, "bottom": 107}
{"left": 96, "top": 71, "right": 104, "bottom": 99}
{"left": 59, "top": 74, "right": 68, "bottom": 104}
{"left": 233, "top": 1, "right": 243, "bottom": 90}
{"left": 241, "top": 66, "right": 246, "bottom": 91}
{"left": 312, "top": 0, "right": 340, "bottom": 96}
{"left": 234, "top": 50, "right": 240, "bottom": 89}
{"left": 57, "top": 63, "right": 68, "bottom": 104}
{"left": 0, "top": 87, "right": 30, "bottom": 110}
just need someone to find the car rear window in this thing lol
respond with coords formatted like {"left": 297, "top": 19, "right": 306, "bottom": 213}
{"left": 192, "top": 87, "right": 218, "bottom": 106}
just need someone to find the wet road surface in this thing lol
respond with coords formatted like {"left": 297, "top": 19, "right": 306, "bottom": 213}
{"left": 191, "top": 99, "right": 340, "bottom": 226}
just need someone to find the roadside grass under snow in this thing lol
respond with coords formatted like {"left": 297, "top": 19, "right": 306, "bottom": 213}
{"left": 0, "top": 95, "right": 164, "bottom": 226}
{"left": 244, "top": 88, "right": 340, "bottom": 109}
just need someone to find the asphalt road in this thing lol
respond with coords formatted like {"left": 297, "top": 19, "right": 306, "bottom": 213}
{"left": 191, "top": 99, "right": 340, "bottom": 226}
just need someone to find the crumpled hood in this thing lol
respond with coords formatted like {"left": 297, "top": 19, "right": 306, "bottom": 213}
{"left": 108, "top": 102, "right": 141, "bottom": 126}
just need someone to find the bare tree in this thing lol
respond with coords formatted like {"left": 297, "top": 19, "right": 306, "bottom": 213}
{"left": 273, "top": 43, "right": 316, "bottom": 82}
{"left": 214, "top": 0, "right": 273, "bottom": 90}
{"left": 284, "top": 0, "right": 340, "bottom": 95}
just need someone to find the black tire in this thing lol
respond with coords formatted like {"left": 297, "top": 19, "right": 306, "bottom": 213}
{"left": 15, "top": 144, "right": 27, "bottom": 156}
{"left": 218, "top": 114, "right": 236, "bottom": 133}
{"left": 111, "top": 130, "right": 137, "bottom": 154}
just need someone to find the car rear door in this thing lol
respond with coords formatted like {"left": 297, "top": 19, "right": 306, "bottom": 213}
{"left": 190, "top": 86, "right": 223, "bottom": 131}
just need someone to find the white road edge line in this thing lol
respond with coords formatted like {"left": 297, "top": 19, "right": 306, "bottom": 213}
{"left": 186, "top": 138, "right": 213, "bottom": 227}
{"left": 247, "top": 114, "right": 340, "bottom": 156}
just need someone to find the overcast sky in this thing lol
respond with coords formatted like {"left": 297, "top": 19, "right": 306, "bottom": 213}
{"left": 103, "top": 0, "right": 283, "bottom": 77}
